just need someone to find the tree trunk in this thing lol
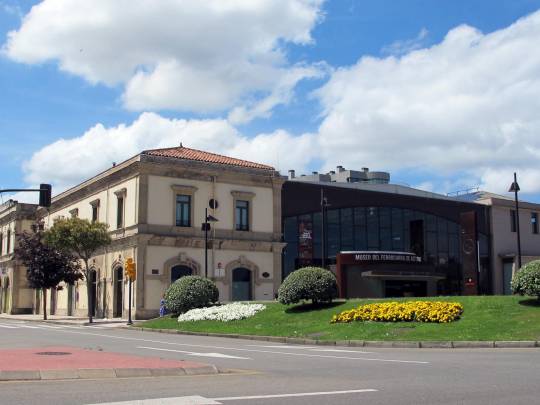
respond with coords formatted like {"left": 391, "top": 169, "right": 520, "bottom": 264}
{"left": 43, "top": 288, "right": 47, "bottom": 321}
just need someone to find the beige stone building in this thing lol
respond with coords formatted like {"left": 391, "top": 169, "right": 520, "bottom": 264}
{"left": 39, "top": 146, "right": 285, "bottom": 319}
{"left": 474, "top": 192, "right": 540, "bottom": 295}
{"left": 0, "top": 200, "right": 36, "bottom": 314}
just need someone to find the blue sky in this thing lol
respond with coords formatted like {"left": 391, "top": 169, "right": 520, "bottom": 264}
{"left": 1, "top": 0, "right": 540, "bottom": 202}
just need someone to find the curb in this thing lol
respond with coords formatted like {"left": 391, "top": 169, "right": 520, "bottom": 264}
{"left": 130, "top": 327, "right": 540, "bottom": 349}
{"left": 0, "top": 316, "right": 126, "bottom": 327}
{"left": 0, "top": 365, "right": 219, "bottom": 382}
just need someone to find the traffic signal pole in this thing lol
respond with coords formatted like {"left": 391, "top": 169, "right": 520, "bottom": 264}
{"left": 0, "top": 184, "right": 52, "bottom": 207}
{"left": 124, "top": 258, "right": 135, "bottom": 326}
{"left": 127, "top": 278, "right": 133, "bottom": 325}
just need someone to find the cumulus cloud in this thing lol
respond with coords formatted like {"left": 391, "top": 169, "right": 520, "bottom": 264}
{"left": 4, "top": 0, "right": 325, "bottom": 120}
{"left": 23, "top": 112, "right": 316, "bottom": 193}
{"left": 313, "top": 10, "right": 540, "bottom": 194}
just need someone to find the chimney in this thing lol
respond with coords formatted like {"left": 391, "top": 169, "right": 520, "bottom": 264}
{"left": 329, "top": 170, "right": 336, "bottom": 175}
{"left": 362, "top": 167, "right": 369, "bottom": 172}
{"left": 112, "top": 162, "right": 116, "bottom": 167}
{"left": 337, "top": 165, "right": 345, "bottom": 173}
{"left": 288, "top": 169, "right": 295, "bottom": 179}
{"left": 312, "top": 171, "right": 318, "bottom": 175}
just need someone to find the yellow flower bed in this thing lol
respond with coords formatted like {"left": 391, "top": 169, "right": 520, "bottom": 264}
{"left": 331, "top": 301, "right": 464, "bottom": 324}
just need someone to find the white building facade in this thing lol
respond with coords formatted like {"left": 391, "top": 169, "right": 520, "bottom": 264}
{"left": 40, "top": 146, "right": 285, "bottom": 319}
{"left": 474, "top": 192, "right": 540, "bottom": 295}
{"left": 0, "top": 201, "right": 36, "bottom": 314}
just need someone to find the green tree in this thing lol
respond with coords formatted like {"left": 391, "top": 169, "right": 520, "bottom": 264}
{"left": 15, "top": 226, "right": 82, "bottom": 320}
{"left": 45, "top": 217, "right": 111, "bottom": 323}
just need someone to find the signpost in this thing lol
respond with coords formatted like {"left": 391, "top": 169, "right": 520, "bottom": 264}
{"left": 124, "top": 258, "right": 136, "bottom": 325}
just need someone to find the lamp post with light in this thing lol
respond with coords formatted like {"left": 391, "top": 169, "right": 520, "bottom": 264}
{"left": 202, "top": 208, "right": 218, "bottom": 278}
{"left": 508, "top": 172, "right": 522, "bottom": 270}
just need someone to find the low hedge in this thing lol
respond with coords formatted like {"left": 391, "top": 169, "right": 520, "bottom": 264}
{"left": 164, "top": 275, "right": 219, "bottom": 315}
{"left": 512, "top": 260, "right": 540, "bottom": 300}
{"left": 278, "top": 266, "right": 338, "bottom": 305}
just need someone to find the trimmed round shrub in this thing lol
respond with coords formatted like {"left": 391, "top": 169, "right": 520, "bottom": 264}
{"left": 278, "top": 266, "right": 338, "bottom": 305}
{"left": 164, "top": 275, "right": 219, "bottom": 314}
{"left": 511, "top": 260, "right": 540, "bottom": 300}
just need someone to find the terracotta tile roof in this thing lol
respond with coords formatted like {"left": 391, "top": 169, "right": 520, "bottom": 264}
{"left": 142, "top": 145, "right": 275, "bottom": 171}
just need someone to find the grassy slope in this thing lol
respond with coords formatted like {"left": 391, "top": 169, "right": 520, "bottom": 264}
{"left": 139, "top": 296, "right": 540, "bottom": 341}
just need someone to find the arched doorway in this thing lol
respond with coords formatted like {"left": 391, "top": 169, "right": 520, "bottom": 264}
{"left": 232, "top": 268, "right": 252, "bottom": 301}
{"left": 171, "top": 265, "right": 192, "bottom": 284}
{"left": 89, "top": 270, "right": 98, "bottom": 317}
{"left": 114, "top": 267, "right": 123, "bottom": 317}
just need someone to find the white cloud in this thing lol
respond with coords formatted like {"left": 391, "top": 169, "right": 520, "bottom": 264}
{"left": 381, "top": 28, "right": 429, "bottom": 56}
{"left": 313, "top": 10, "right": 540, "bottom": 194}
{"left": 23, "top": 112, "right": 315, "bottom": 194}
{"left": 227, "top": 63, "right": 327, "bottom": 124}
{"left": 3, "top": 0, "right": 325, "bottom": 121}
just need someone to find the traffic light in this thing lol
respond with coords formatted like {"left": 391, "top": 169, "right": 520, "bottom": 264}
{"left": 124, "top": 258, "right": 136, "bottom": 281}
{"left": 39, "top": 184, "right": 52, "bottom": 207}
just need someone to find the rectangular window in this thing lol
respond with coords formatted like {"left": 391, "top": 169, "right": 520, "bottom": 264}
{"left": 0, "top": 233, "right": 3, "bottom": 255}
{"left": 510, "top": 210, "right": 517, "bottom": 233}
{"left": 340, "top": 208, "right": 354, "bottom": 251}
{"left": 366, "top": 207, "right": 379, "bottom": 250}
{"left": 532, "top": 213, "right": 538, "bottom": 234}
{"left": 116, "top": 196, "right": 124, "bottom": 228}
{"left": 235, "top": 200, "right": 249, "bottom": 231}
{"left": 6, "top": 229, "right": 11, "bottom": 253}
{"left": 353, "top": 207, "right": 367, "bottom": 250}
{"left": 175, "top": 194, "right": 191, "bottom": 227}
{"left": 92, "top": 205, "right": 99, "bottom": 223}
{"left": 326, "top": 209, "right": 340, "bottom": 257}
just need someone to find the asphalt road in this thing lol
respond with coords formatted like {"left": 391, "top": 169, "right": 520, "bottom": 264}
{"left": 1, "top": 319, "right": 539, "bottom": 405}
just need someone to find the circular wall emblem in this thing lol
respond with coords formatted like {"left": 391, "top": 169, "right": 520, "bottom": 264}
{"left": 463, "top": 238, "right": 475, "bottom": 255}
{"left": 209, "top": 199, "right": 219, "bottom": 209}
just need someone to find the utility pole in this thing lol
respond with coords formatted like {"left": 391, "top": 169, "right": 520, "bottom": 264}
{"left": 508, "top": 173, "right": 522, "bottom": 269}
{"left": 320, "top": 188, "right": 329, "bottom": 268}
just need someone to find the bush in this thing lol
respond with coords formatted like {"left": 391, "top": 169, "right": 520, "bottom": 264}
{"left": 331, "top": 301, "right": 464, "bottom": 324}
{"left": 278, "top": 266, "right": 338, "bottom": 305}
{"left": 511, "top": 260, "right": 540, "bottom": 300}
{"left": 164, "top": 276, "right": 219, "bottom": 314}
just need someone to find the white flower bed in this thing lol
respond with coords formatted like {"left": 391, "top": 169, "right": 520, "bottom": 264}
{"left": 178, "top": 302, "right": 266, "bottom": 322}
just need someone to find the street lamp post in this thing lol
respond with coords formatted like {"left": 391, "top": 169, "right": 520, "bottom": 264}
{"left": 320, "top": 188, "right": 330, "bottom": 268}
{"left": 202, "top": 208, "right": 218, "bottom": 278}
{"left": 508, "top": 172, "right": 522, "bottom": 269}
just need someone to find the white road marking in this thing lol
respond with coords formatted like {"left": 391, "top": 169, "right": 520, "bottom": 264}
{"left": 85, "top": 389, "right": 378, "bottom": 404}
{"left": 213, "top": 388, "right": 379, "bottom": 401}
{"left": 138, "top": 346, "right": 251, "bottom": 360}
{"left": 248, "top": 344, "right": 374, "bottom": 354}
{"left": 0, "top": 324, "right": 18, "bottom": 329}
{"left": 18, "top": 328, "right": 430, "bottom": 365}
{"left": 86, "top": 395, "right": 220, "bottom": 405}
{"left": 310, "top": 348, "right": 374, "bottom": 353}
{"left": 247, "top": 344, "right": 317, "bottom": 349}
{"left": 32, "top": 324, "right": 64, "bottom": 329}
{"left": 15, "top": 324, "right": 43, "bottom": 329}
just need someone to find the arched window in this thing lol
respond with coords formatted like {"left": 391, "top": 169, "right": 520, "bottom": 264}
{"left": 171, "top": 265, "right": 192, "bottom": 283}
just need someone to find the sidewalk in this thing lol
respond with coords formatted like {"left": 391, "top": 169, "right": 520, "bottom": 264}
{"left": 0, "top": 313, "right": 127, "bottom": 326}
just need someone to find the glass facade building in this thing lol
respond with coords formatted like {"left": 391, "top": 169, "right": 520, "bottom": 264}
{"left": 282, "top": 181, "right": 491, "bottom": 297}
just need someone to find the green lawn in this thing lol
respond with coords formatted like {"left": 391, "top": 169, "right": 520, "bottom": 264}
{"left": 138, "top": 296, "right": 540, "bottom": 341}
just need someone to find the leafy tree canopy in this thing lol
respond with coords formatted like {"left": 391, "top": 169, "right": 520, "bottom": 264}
{"left": 45, "top": 217, "right": 111, "bottom": 278}
{"left": 15, "top": 229, "right": 82, "bottom": 290}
